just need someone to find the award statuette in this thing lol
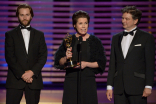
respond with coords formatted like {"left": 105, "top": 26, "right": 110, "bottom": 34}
{"left": 64, "top": 33, "right": 78, "bottom": 68}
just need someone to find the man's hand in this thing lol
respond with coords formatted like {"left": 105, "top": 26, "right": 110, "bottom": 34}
{"left": 21, "top": 70, "right": 34, "bottom": 82}
{"left": 26, "top": 78, "right": 33, "bottom": 83}
{"left": 142, "top": 88, "right": 152, "bottom": 97}
{"left": 106, "top": 90, "right": 113, "bottom": 101}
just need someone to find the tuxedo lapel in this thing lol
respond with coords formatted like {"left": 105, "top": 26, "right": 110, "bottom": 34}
{"left": 28, "top": 28, "right": 35, "bottom": 55}
{"left": 125, "top": 29, "right": 141, "bottom": 59}
{"left": 118, "top": 32, "right": 124, "bottom": 59}
{"left": 16, "top": 25, "right": 28, "bottom": 57}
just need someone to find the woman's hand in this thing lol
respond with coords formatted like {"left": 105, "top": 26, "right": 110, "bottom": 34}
{"left": 59, "top": 47, "right": 72, "bottom": 65}
{"left": 73, "top": 61, "right": 87, "bottom": 69}
{"left": 80, "top": 61, "right": 99, "bottom": 69}
{"left": 66, "top": 47, "right": 72, "bottom": 59}
{"left": 81, "top": 61, "right": 88, "bottom": 69}
{"left": 74, "top": 61, "right": 99, "bottom": 69}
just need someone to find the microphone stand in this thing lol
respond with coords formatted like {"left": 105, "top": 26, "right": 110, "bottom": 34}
{"left": 77, "top": 36, "right": 82, "bottom": 104}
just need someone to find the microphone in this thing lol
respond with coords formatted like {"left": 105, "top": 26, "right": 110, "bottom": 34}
{"left": 78, "top": 36, "right": 82, "bottom": 103}
{"left": 77, "top": 36, "right": 82, "bottom": 53}
{"left": 79, "top": 36, "right": 82, "bottom": 44}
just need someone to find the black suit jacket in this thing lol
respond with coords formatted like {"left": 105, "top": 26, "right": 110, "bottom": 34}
{"left": 107, "top": 28, "right": 155, "bottom": 95}
{"left": 5, "top": 25, "right": 47, "bottom": 89}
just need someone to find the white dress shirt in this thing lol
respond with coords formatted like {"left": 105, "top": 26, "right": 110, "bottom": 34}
{"left": 21, "top": 25, "right": 30, "bottom": 54}
{"left": 107, "top": 27, "right": 152, "bottom": 90}
{"left": 121, "top": 27, "right": 137, "bottom": 58}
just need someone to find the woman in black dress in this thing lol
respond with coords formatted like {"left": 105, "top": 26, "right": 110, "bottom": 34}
{"left": 54, "top": 10, "right": 107, "bottom": 104}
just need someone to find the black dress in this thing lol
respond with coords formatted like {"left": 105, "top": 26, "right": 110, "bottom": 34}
{"left": 54, "top": 34, "right": 107, "bottom": 104}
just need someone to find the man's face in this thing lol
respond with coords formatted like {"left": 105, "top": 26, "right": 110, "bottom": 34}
{"left": 18, "top": 8, "right": 32, "bottom": 26}
{"left": 122, "top": 12, "right": 138, "bottom": 31}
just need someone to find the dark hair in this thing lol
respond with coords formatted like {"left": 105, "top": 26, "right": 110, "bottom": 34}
{"left": 16, "top": 4, "right": 34, "bottom": 18}
{"left": 121, "top": 6, "right": 142, "bottom": 25}
{"left": 72, "top": 10, "right": 90, "bottom": 27}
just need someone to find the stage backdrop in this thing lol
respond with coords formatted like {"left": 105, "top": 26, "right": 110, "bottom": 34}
{"left": 0, "top": 1, "right": 156, "bottom": 87}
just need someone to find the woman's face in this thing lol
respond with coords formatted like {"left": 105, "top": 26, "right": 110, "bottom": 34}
{"left": 74, "top": 18, "right": 88, "bottom": 36}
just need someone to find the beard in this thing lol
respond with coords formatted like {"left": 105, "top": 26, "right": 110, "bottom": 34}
{"left": 18, "top": 18, "right": 32, "bottom": 27}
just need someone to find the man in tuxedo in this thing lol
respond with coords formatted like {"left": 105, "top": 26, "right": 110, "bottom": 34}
{"left": 5, "top": 4, "right": 47, "bottom": 104}
{"left": 106, "top": 6, "right": 155, "bottom": 104}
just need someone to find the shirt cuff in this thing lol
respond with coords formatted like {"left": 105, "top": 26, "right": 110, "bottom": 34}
{"left": 145, "top": 86, "right": 152, "bottom": 89}
{"left": 107, "top": 85, "right": 113, "bottom": 90}
{"left": 107, "top": 86, "right": 152, "bottom": 90}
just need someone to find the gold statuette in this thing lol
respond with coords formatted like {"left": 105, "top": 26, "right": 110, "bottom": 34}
{"left": 64, "top": 33, "right": 78, "bottom": 68}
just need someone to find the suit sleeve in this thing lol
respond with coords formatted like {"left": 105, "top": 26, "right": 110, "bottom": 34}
{"left": 31, "top": 33, "right": 47, "bottom": 77}
{"left": 107, "top": 36, "right": 116, "bottom": 86}
{"left": 5, "top": 32, "right": 24, "bottom": 79}
{"left": 145, "top": 34, "right": 155, "bottom": 86}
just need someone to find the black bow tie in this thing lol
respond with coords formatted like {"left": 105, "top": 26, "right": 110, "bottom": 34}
{"left": 20, "top": 25, "right": 31, "bottom": 31}
{"left": 123, "top": 29, "right": 137, "bottom": 36}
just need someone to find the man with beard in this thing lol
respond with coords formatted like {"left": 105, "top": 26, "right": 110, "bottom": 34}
{"left": 5, "top": 4, "right": 47, "bottom": 104}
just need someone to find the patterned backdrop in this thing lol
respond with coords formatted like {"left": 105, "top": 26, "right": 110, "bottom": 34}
{"left": 0, "top": 1, "right": 156, "bottom": 87}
